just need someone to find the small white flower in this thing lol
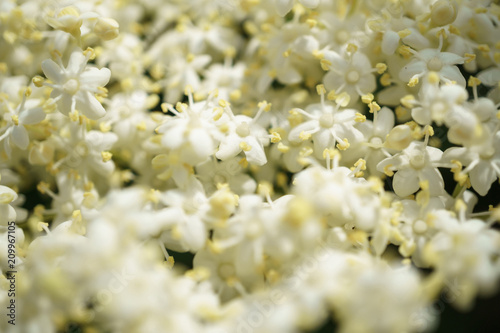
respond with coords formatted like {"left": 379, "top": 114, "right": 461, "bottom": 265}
{"left": 377, "top": 141, "right": 444, "bottom": 197}
{"left": 42, "top": 50, "right": 111, "bottom": 119}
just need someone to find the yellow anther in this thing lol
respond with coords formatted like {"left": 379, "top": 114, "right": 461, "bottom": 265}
{"left": 11, "top": 115, "right": 19, "bottom": 126}
{"left": 258, "top": 100, "right": 272, "bottom": 112}
{"left": 83, "top": 47, "right": 96, "bottom": 60}
{"left": 464, "top": 53, "right": 476, "bottom": 64}
{"left": 37, "top": 181, "right": 50, "bottom": 194}
{"left": 224, "top": 46, "right": 236, "bottom": 58}
{"left": 335, "top": 92, "right": 351, "bottom": 107}
{"left": 355, "top": 113, "right": 366, "bottom": 122}
{"left": 327, "top": 90, "right": 337, "bottom": 100}
{"left": 383, "top": 164, "right": 394, "bottom": 177}
{"left": 227, "top": 89, "right": 241, "bottom": 101}
{"left": 454, "top": 199, "right": 467, "bottom": 212}
{"left": 468, "top": 76, "right": 481, "bottom": 87}
{"left": 494, "top": 52, "right": 500, "bottom": 64}
{"left": 449, "top": 25, "right": 460, "bottom": 35}
{"left": 347, "top": 43, "right": 358, "bottom": 54}
{"left": 306, "top": 19, "right": 317, "bottom": 28}
{"left": 380, "top": 73, "right": 392, "bottom": 86}
{"left": 69, "top": 110, "right": 79, "bottom": 122}
{"left": 368, "top": 101, "right": 381, "bottom": 113}
{"left": 299, "top": 146, "right": 314, "bottom": 157}
{"left": 283, "top": 49, "right": 291, "bottom": 58}
{"left": 134, "top": 121, "right": 146, "bottom": 131}
{"left": 436, "top": 29, "right": 447, "bottom": 39}
{"left": 336, "top": 138, "right": 350, "bottom": 150}
{"left": 186, "top": 53, "right": 195, "bottom": 63}
{"left": 101, "top": 151, "right": 112, "bottom": 162}
{"left": 375, "top": 63, "right": 387, "bottom": 74}
{"left": 425, "top": 125, "right": 435, "bottom": 137}
{"left": 400, "top": 95, "right": 416, "bottom": 108}
{"left": 427, "top": 71, "right": 440, "bottom": 84}
{"left": 33, "top": 76, "right": 44, "bottom": 87}
{"left": 398, "top": 45, "right": 412, "bottom": 58}
{"left": 270, "top": 131, "right": 281, "bottom": 143}
{"left": 37, "top": 222, "right": 49, "bottom": 232}
{"left": 239, "top": 141, "right": 252, "bottom": 151}
{"left": 268, "top": 69, "right": 277, "bottom": 78}
{"left": 147, "top": 188, "right": 160, "bottom": 204}
{"left": 238, "top": 157, "right": 248, "bottom": 168}
{"left": 354, "top": 158, "right": 367, "bottom": 170}
{"left": 299, "top": 131, "right": 311, "bottom": 140}
{"left": 257, "top": 181, "right": 273, "bottom": 197}
{"left": 184, "top": 85, "right": 194, "bottom": 95}
{"left": 478, "top": 44, "right": 490, "bottom": 53}
{"left": 408, "top": 76, "right": 419, "bottom": 87}
{"left": 219, "top": 99, "right": 230, "bottom": 108}
{"left": 213, "top": 107, "right": 224, "bottom": 121}
{"left": 320, "top": 59, "right": 332, "bottom": 71}
{"left": 277, "top": 142, "right": 290, "bottom": 153}
{"left": 398, "top": 29, "right": 412, "bottom": 38}
{"left": 312, "top": 50, "right": 324, "bottom": 59}
{"left": 316, "top": 84, "right": 326, "bottom": 95}
{"left": 322, "top": 148, "right": 336, "bottom": 159}
{"left": 361, "top": 93, "right": 374, "bottom": 104}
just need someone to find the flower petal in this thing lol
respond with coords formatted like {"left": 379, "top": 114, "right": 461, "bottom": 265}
{"left": 41, "top": 59, "right": 63, "bottom": 82}
{"left": 12, "top": 125, "right": 29, "bottom": 150}
{"left": 393, "top": 168, "right": 420, "bottom": 197}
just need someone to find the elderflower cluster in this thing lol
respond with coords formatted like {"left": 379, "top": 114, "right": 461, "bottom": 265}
{"left": 1, "top": 0, "right": 500, "bottom": 332}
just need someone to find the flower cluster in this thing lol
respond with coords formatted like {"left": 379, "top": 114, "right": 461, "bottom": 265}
{"left": 1, "top": 0, "right": 500, "bottom": 332}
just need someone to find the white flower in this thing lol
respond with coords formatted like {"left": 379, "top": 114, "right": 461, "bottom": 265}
{"left": 41, "top": 50, "right": 111, "bottom": 119}
{"left": 377, "top": 141, "right": 444, "bottom": 197}
{"left": 323, "top": 51, "right": 377, "bottom": 103}
{"left": 288, "top": 98, "right": 364, "bottom": 157}
{"left": 216, "top": 102, "right": 270, "bottom": 166}
{"left": 274, "top": 0, "right": 320, "bottom": 17}
{"left": 156, "top": 97, "right": 222, "bottom": 165}
{"left": 399, "top": 46, "right": 465, "bottom": 87}
{"left": 442, "top": 133, "right": 500, "bottom": 196}
{"left": 0, "top": 88, "right": 45, "bottom": 156}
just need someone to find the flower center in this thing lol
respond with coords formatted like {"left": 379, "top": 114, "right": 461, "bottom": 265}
{"left": 217, "top": 262, "right": 236, "bottom": 279}
{"left": 370, "top": 136, "right": 383, "bottom": 146}
{"left": 335, "top": 30, "right": 350, "bottom": 44}
{"left": 427, "top": 57, "right": 443, "bottom": 72}
{"left": 479, "top": 146, "right": 495, "bottom": 160}
{"left": 63, "top": 79, "right": 80, "bottom": 95}
{"left": 245, "top": 221, "right": 262, "bottom": 239}
{"left": 236, "top": 122, "right": 250, "bottom": 137}
{"left": 409, "top": 151, "right": 426, "bottom": 169}
{"left": 75, "top": 142, "right": 89, "bottom": 157}
{"left": 319, "top": 113, "right": 334, "bottom": 128}
{"left": 413, "top": 220, "right": 427, "bottom": 234}
{"left": 345, "top": 70, "right": 360, "bottom": 84}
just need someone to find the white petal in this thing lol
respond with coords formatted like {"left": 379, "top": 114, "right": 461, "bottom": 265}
{"left": 216, "top": 134, "right": 242, "bottom": 160}
{"left": 469, "top": 161, "right": 496, "bottom": 196}
{"left": 274, "top": 0, "right": 294, "bottom": 16}
{"left": 374, "top": 107, "right": 395, "bottom": 137}
{"left": 76, "top": 91, "right": 106, "bottom": 120}
{"left": 189, "top": 128, "right": 214, "bottom": 158}
{"left": 288, "top": 120, "right": 319, "bottom": 142}
{"left": 41, "top": 59, "right": 63, "bottom": 82}
{"left": 419, "top": 167, "right": 444, "bottom": 196}
{"left": 300, "top": 0, "right": 319, "bottom": 8}
{"left": 67, "top": 51, "right": 86, "bottom": 74}
{"left": 381, "top": 30, "right": 400, "bottom": 55}
{"left": 80, "top": 67, "right": 111, "bottom": 87}
{"left": 12, "top": 125, "right": 29, "bottom": 150}
{"left": 393, "top": 168, "right": 420, "bottom": 197}
{"left": 243, "top": 136, "right": 267, "bottom": 166}
{"left": 19, "top": 107, "right": 45, "bottom": 125}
